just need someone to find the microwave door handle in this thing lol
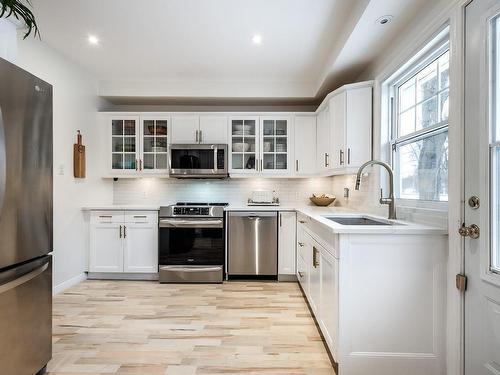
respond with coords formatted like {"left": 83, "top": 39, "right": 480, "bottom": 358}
{"left": 213, "top": 146, "right": 218, "bottom": 172}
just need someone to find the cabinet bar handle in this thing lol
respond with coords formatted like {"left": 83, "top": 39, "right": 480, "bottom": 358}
{"left": 140, "top": 159, "right": 142, "bottom": 171}
{"left": 298, "top": 220, "right": 306, "bottom": 224}
{"left": 135, "top": 159, "right": 138, "bottom": 171}
{"left": 133, "top": 215, "right": 147, "bottom": 218}
{"left": 99, "top": 215, "right": 112, "bottom": 219}
{"left": 119, "top": 225, "right": 122, "bottom": 238}
{"left": 313, "top": 246, "right": 319, "bottom": 268}
{"left": 298, "top": 242, "right": 305, "bottom": 247}
{"left": 124, "top": 225, "right": 127, "bottom": 238}
{"left": 296, "top": 160, "right": 299, "bottom": 172}
{"left": 347, "top": 148, "right": 351, "bottom": 164}
{"left": 200, "top": 130, "right": 203, "bottom": 143}
{"left": 340, "top": 150, "right": 344, "bottom": 165}
{"left": 260, "top": 159, "right": 263, "bottom": 171}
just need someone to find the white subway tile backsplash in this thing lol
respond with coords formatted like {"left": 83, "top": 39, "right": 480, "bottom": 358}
{"left": 113, "top": 177, "right": 335, "bottom": 207}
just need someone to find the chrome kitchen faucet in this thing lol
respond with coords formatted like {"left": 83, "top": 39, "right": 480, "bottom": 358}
{"left": 355, "top": 160, "right": 397, "bottom": 220}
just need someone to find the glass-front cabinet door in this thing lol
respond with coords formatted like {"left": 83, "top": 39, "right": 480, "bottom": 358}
{"left": 111, "top": 116, "right": 139, "bottom": 172}
{"left": 260, "top": 116, "right": 291, "bottom": 174}
{"left": 141, "top": 116, "right": 170, "bottom": 173}
{"left": 229, "top": 117, "right": 259, "bottom": 173}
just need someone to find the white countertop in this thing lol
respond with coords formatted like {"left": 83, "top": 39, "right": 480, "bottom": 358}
{"left": 296, "top": 207, "right": 447, "bottom": 235}
{"left": 81, "top": 204, "right": 447, "bottom": 235}
{"left": 82, "top": 205, "right": 160, "bottom": 211}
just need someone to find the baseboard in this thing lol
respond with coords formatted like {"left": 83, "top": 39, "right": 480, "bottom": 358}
{"left": 278, "top": 274, "right": 298, "bottom": 282}
{"left": 53, "top": 272, "right": 87, "bottom": 295}
{"left": 87, "top": 272, "right": 159, "bottom": 281}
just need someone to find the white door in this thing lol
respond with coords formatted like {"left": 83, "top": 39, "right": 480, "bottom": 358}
{"left": 330, "top": 92, "right": 346, "bottom": 169}
{"left": 89, "top": 223, "right": 123, "bottom": 273}
{"left": 294, "top": 115, "right": 317, "bottom": 175}
{"left": 123, "top": 222, "right": 158, "bottom": 273}
{"left": 109, "top": 116, "right": 140, "bottom": 174}
{"left": 199, "top": 115, "right": 228, "bottom": 144}
{"left": 140, "top": 116, "right": 170, "bottom": 173}
{"left": 171, "top": 115, "right": 200, "bottom": 143}
{"left": 278, "top": 211, "right": 296, "bottom": 275}
{"left": 316, "top": 107, "right": 331, "bottom": 172}
{"left": 345, "top": 86, "right": 372, "bottom": 168}
{"left": 319, "top": 248, "right": 339, "bottom": 357}
{"left": 464, "top": 1, "right": 500, "bottom": 373}
{"left": 229, "top": 117, "right": 260, "bottom": 174}
{"left": 260, "top": 117, "right": 291, "bottom": 175}
{"left": 308, "top": 238, "right": 321, "bottom": 314}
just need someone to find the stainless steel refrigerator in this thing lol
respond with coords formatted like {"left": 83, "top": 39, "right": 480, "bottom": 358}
{"left": 0, "top": 57, "right": 53, "bottom": 374}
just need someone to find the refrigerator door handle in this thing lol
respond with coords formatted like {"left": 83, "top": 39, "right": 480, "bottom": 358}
{"left": 0, "top": 106, "right": 6, "bottom": 213}
{"left": 0, "top": 257, "right": 50, "bottom": 294}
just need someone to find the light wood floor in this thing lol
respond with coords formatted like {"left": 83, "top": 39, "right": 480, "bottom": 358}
{"left": 47, "top": 280, "right": 335, "bottom": 375}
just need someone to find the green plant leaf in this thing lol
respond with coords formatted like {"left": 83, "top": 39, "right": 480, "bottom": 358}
{"left": 0, "top": 0, "right": 40, "bottom": 39}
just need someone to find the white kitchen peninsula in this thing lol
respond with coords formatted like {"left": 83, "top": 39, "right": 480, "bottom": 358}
{"left": 295, "top": 209, "right": 448, "bottom": 375}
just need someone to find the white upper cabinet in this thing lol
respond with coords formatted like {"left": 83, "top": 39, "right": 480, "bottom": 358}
{"left": 330, "top": 92, "right": 346, "bottom": 170}
{"left": 171, "top": 115, "right": 228, "bottom": 144}
{"left": 345, "top": 86, "right": 372, "bottom": 168}
{"left": 294, "top": 115, "right": 317, "bottom": 175}
{"left": 229, "top": 116, "right": 292, "bottom": 176}
{"left": 260, "top": 116, "right": 292, "bottom": 175}
{"left": 316, "top": 107, "right": 331, "bottom": 172}
{"left": 140, "top": 116, "right": 170, "bottom": 173}
{"left": 109, "top": 115, "right": 141, "bottom": 174}
{"left": 326, "top": 82, "right": 373, "bottom": 173}
{"left": 107, "top": 115, "right": 170, "bottom": 175}
{"left": 229, "top": 116, "right": 259, "bottom": 174}
{"left": 171, "top": 115, "right": 200, "bottom": 143}
{"left": 199, "top": 115, "right": 228, "bottom": 144}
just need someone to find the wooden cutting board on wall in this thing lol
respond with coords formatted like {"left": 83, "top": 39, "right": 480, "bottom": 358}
{"left": 74, "top": 130, "right": 86, "bottom": 178}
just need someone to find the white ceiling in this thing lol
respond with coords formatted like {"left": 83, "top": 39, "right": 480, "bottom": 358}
{"left": 29, "top": 0, "right": 434, "bottom": 102}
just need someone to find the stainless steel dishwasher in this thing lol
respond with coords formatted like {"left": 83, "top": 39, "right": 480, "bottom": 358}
{"left": 227, "top": 211, "right": 278, "bottom": 276}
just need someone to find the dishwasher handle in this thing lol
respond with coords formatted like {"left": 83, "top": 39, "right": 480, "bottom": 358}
{"left": 228, "top": 211, "right": 277, "bottom": 218}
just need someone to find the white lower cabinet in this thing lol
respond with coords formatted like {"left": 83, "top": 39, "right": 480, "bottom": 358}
{"left": 90, "top": 222, "right": 124, "bottom": 273}
{"left": 278, "top": 211, "right": 296, "bottom": 275}
{"left": 89, "top": 211, "right": 158, "bottom": 276}
{"left": 318, "top": 247, "right": 339, "bottom": 358}
{"left": 296, "top": 214, "right": 448, "bottom": 375}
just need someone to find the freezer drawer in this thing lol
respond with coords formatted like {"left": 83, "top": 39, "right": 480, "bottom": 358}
{"left": 228, "top": 211, "right": 278, "bottom": 276}
{"left": 0, "top": 255, "right": 52, "bottom": 375}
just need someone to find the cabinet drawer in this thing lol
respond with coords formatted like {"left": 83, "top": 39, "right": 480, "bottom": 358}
{"left": 297, "top": 212, "right": 310, "bottom": 226}
{"left": 124, "top": 211, "right": 158, "bottom": 224}
{"left": 91, "top": 211, "right": 124, "bottom": 224}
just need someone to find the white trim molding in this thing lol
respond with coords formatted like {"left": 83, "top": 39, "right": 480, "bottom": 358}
{"left": 53, "top": 272, "right": 87, "bottom": 295}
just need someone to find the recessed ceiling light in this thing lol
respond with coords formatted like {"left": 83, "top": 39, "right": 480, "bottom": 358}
{"left": 376, "top": 15, "right": 393, "bottom": 25}
{"left": 87, "top": 35, "right": 99, "bottom": 45}
{"left": 252, "top": 34, "right": 262, "bottom": 45}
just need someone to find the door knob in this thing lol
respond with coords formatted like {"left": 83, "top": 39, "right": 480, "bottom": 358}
{"left": 459, "top": 223, "right": 480, "bottom": 239}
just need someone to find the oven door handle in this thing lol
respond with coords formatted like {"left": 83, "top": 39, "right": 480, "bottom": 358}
{"left": 159, "top": 218, "right": 224, "bottom": 228}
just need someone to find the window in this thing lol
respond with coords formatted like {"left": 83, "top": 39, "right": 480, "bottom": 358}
{"left": 389, "top": 39, "right": 449, "bottom": 202}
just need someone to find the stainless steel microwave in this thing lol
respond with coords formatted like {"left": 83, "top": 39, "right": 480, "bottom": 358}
{"left": 169, "top": 144, "right": 228, "bottom": 178}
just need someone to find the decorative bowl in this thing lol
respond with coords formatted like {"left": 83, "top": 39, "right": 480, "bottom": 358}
{"left": 309, "top": 194, "right": 336, "bottom": 206}
{"left": 233, "top": 142, "right": 250, "bottom": 152}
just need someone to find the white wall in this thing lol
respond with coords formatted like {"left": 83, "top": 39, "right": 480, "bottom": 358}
{"left": 327, "top": 0, "right": 453, "bottom": 229}
{"left": 0, "top": 19, "right": 17, "bottom": 63}
{"left": 14, "top": 35, "right": 113, "bottom": 292}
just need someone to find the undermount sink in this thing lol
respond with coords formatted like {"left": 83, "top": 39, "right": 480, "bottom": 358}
{"left": 323, "top": 216, "right": 403, "bottom": 226}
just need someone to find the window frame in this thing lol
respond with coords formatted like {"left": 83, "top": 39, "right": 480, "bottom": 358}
{"left": 387, "top": 36, "right": 450, "bottom": 205}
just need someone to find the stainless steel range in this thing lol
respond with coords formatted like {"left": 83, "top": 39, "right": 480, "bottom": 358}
{"left": 158, "top": 202, "right": 227, "bottom": 283}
